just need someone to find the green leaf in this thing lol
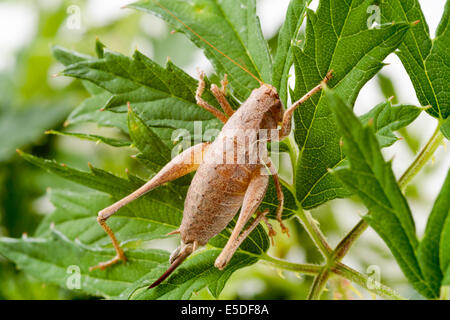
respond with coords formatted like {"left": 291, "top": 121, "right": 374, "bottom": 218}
{"left": 35, "top": 190, "right": 168, "bottom": 246}
{"left": 53, "top": 45, "right": 106, "bottom": 96}
{"left": 15, "top": 151, "right": 270, "bottom": 299}
{"left": 62, "top": 49, "right": 221, "bottom": 147}
{"left": 272, "top": 0, "right": 310, "bottom": 105}
{"left": 120, "top": 250, "right": 257, "bottom": 300}
{"left": 53, "top": 46, "right": 128, "bottom": 131}
{"left": 52, "top": 45, "right": 91, "bottom": 66}
{"left": 293, "top": 0, "right": 409, "bottom": 209}
{"left": 18, "top": 150, "right": 185, "bottom": 234}
{"left": 440, "top": 199, "right": 450, "bottom": 279}
{"left": 359, "top": 101, "right": 422, "bottom": 148}
{"left": 0, "top": 229, "right": 262, "bottom": 300}
{"left": 95, "top": 38, "right": 106, "bottom": 59}
{"left": 260, "top": 179, "right": 298, "bottom": 221}
{"left": 326, "top": 88, "right": 435, "bottom": 298}
{"left": 128, "top": 106, "right": 193, "bottom": 185}
{"left": 380, "top": 0, "right": 449, "bottom": 120}
{"left": 128, "top": 0, "right": 272, "bottom": 100}
{"left": 45, "top": 130, "right": 131, "bottom": 148}
{"left": 128, "top": 106, "right": 172, "bottom": 173}
{"left": 417, "top": 169, "right": 450, "bottom": 295}
{"left": 377, "top": 73, "right": 398, "bottom": 104}
{"left": 443, "top": 267, "right": 450, "bottom": 287}
{"left": 441, "top": 117, "right": 450, "bottom": 140}
{"left": 0, "top": 230, "right": 170, "bottom": 299}
{"left": 64, "top": 92, "right": 128, "bottom": 133}
{"left": 125, "top": 220, "right": 269, "bottom": 299}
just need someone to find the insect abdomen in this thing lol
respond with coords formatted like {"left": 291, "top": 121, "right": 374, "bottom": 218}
{"left": 180, "top": 162, "right": 257, "bottom": 245}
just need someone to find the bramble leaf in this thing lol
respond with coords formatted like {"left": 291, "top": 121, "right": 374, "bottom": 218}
{"left": 9, "top": 151, "right": 270, "bottom": 299}
{"left": 359, "top": 101, "right": 422, "bottom": 148}
{"left": 272, "top": 0, "right": 310, "bottom": 105}
{"left": 52, "top": 46, "right": 128, "bottom": 132}
{"left": 129, "top": 0, "right": 272, "bottom": 100}
{"left": 128, "top": 106, "right": 172, "bottom": 173}
{"left": 0, "top": 230, "right": 169, "bottom": 299}
{"left": 441, "top": 117, "right": 450, "bottom": 140}
{"left": 261, "top": 180, "right": 298, "bottom": 220}
{"left": 292, "top": 0, "right": 410, "bottom": 209}
{"left": 326, "top": 88, "right": 435, "bottom": 299}
{"left": 61, "top": 49, "right": 222, "bottom": 147}
{"left": 417, "top": 169, "right": 450, "bottom": 296}
{"left": 45, "top": 130, "right": 131, "bottom": 148}
{"left": 380, "top": 0, "right": 449, "bottom": 120}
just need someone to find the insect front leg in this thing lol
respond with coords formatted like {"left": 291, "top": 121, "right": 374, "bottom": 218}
{"left": 278, "top": 71, "right": 333, "bottom": 139}
{"left": 210, "top": 74, "right": 234, "bottom": 117}
{"left": 196, "top": 71, "right": 228, "bottom": 123}
{"left": 90, "top": 142, "right": 210, "bottom": 271}
{"left": 215, "top": 172, "right": 269, "bottom": 270}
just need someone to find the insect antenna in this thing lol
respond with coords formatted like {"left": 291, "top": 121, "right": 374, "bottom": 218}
{"left": 154, "top": 0, "right": 264, "bottom": 85}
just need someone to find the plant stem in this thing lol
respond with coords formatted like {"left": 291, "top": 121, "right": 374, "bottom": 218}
{"left": 333, "top": 219, "right": 368, "bottom": 261}
{"left": 332, "top": 263, "right": 405, "bottom": 300}
{"left": 399, "top": 125, "right": 444, "bottom": 191}
{"left": 261, "top": 254, "right": 321, "bottom": 275}
{"left": 307, "top": 268, "right": 331, "bottom": 299}
{"left": 296, "top": 207, "right": 333, "bottom": 258}
{"left": 284, "top": 134, "right": 299, "bottom": 187}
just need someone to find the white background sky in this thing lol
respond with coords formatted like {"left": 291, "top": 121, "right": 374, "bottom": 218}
{"left": 0, "top": 0, "right": 448, "bottom": 235}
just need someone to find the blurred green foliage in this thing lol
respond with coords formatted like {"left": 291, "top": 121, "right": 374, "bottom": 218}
{"left": 0, "top": 0, "right": 199, "bottom": 300}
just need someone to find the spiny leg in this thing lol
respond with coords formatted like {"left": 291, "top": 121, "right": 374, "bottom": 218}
{"left": 279, "top": 71, "right": 333, "bottom": 139}
{"left": 262, "top": 214, "right": 276, "bottom": 246}
{"left": 90, "top": 142, "right": 210, "bottom": 271}
{"left": 196, "top": 71, "right": 228, "bottom": 123}
{"left": 215, "top": 173, "right": 269, "bottom": 270}
{"left": 221, "top": 73, "right": 228, "bottom": 94}
{"left": 90, "top": 218, "right": 126, "bottom": 271}
{"left": 210, "top": 74, "right": 234, "bottom": 117}
{"left": 265, "top": 158, "right": 289, "bottom": 236}
{"left": 216, "top": 209, "right": 270, "bottom": 270}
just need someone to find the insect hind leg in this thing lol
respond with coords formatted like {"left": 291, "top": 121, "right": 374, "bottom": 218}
{"left": 215, "top": 209, "right": 269, "bottom": 270}
{"left": 89, "top": 142, "right": 210, "bottom": 272}
{"left": 215, "top": 173, "right": 269, "bottom": 270}
{"left": 89, "top": 214, "right": 126, "bottom": 271}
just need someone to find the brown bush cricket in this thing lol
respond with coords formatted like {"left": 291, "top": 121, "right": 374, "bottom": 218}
{"left": 90, "top": 1, "right": 332, "bottom": 288}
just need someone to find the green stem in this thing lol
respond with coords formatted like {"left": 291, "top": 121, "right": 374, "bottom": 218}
{"left": 399, "top": 125, "right": 444, "bottom": 191}
{"left": 296, "top": 207, "right": 333, "bottom": 258}
{"left": 333, "top": 219, "right": 368, "bottom": 261}
{"left": 261, "top": 254, "right": 321, "bottom": 275}
{"left": 332, "top": 263, "right": 405, "bottom": 300}
{"left": 284, "top": 134, "right": 299, "bottom": 188}
{"left": 307, "top": 269, "right": 330, "bottom": 299}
